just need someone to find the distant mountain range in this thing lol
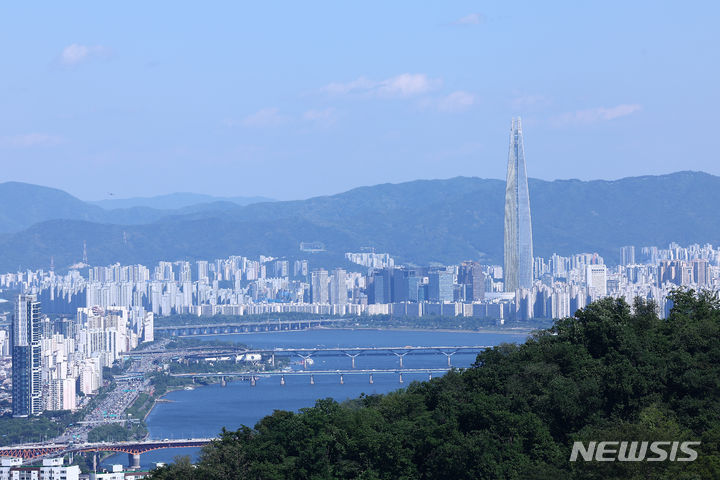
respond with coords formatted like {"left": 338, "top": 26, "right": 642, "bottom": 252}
{"left": 0, "top": 182, "right": 269, "bottom": 234}
{"left": 90, "top": 192, "right": 274, "bottom": 210}
{"left": 0, "top": 171, "right": 718, "bottom": 272}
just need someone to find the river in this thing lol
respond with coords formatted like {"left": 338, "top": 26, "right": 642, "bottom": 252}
{"left": 101, "top": 328, "right": 527, "bottom": 470}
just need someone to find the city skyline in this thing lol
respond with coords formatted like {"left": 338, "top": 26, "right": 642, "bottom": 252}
{"left": 0, "top": 3, "right": 717, "bottom": 477}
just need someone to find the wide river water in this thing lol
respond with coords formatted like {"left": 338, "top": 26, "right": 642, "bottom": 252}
{"left": 102, "top": 328, "right": 527, "bottom": 469}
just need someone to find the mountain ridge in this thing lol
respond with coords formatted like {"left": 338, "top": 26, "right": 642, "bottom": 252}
{"left": 89, "top": 192, "right": 274, "bottom": 210}
{"left": 1, "top": 171, "right": 719, "bottom": 272}
{"left": 0, "top": 182, "right": 248, "bottom": 234}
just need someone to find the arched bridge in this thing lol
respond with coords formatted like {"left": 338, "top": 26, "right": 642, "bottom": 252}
{"left": 0, "top": 438, "right": 213, "bottom": 468}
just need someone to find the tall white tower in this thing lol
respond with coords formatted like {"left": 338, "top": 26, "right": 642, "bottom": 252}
{"left": 504, "top": 118, "right": 534, "bottom": 291}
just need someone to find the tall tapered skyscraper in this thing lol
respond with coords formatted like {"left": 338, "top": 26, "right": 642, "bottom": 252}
{"left": 504, "top": 118, "right": 534, "bottom": 291}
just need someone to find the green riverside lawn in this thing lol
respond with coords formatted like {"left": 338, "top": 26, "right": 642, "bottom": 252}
{"left": 147, "top": 290, "right": 720, "bottom": 480}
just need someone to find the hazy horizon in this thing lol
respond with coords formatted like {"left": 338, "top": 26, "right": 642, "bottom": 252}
{"left": 26, "top": 169, "right": 720, "bottom": 204}
{"left": 2, "top": 2, "right": 717, "bottom": 201}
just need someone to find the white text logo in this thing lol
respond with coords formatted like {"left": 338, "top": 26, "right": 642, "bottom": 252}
{"left": 569, "top": 441, "right": 700, "bottom": 462}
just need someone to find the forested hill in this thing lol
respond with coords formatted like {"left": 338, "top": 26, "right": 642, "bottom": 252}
{"left": 148, "top": 291, "right": 720, "bottom": 480}
{"left": 2, "top": 171, "right": 720, "bottom": 271}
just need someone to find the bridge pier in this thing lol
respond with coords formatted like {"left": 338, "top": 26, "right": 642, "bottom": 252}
{"left": 369, "top": 374, "right": 373, "bottom": 384}
{"left": 399, "top": 373, "right": 404, "bottom": 384}
{"left": 344, "top": 352, "right": 361, "bottom": 369}
{"left": 392, "top": 352, "right": 409, "bottom": 368}
{"left": 128, "top": 453, "right": 141, "bottom": 470}
{"left": 442, "top": 351, "right": 457, "bottom": 367}
{"left": 298, "top": 354, "right": 313, "bottom": 369}
{"left": 340, "top": 374, "right": 344, "bottom": 385}
{"left": 280, "top": 375, "right": 285, "bottom": 386}
{"left": 251, "top": 376, "right": 256, "bottom": 386}
{"left": 310, "top": 374, "right": 315, "bottom": 385}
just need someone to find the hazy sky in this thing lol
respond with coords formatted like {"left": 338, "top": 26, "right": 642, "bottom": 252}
{"left": 1, "top": 2, "right": 717, "bottom": 201}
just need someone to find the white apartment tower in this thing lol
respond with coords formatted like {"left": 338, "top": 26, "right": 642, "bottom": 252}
{"left": 586, "top": 264, "right": 607, "bottom": 297}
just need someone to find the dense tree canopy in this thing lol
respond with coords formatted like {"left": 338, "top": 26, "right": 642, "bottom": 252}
{"left": 148, "top": 291, "right": 720, "bottom": 479}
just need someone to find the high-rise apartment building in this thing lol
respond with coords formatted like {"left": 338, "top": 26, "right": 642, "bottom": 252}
{"left": 48, "top": 377, "right": 77, "bottom": 411}
{"left": 586, "top": 264, "right": 607, "bottom": 297}
{"left": 196, "top": 260, "right": 209, "bottom": 283}
{"left": 310, "top": 269, "right": 329, "bottom": 304}
{"left": 458, "top": 261, "right": 485, "bottom": 301}
{"left": 504, "top": 117, "right": 534, "bottom": 291}
{"left": 621, "top": 246, "right": 636, "bottom": 266}
{"left": 12, "top": 294, "right": 43, "bottom": 417}
{"left": 329, "top": 268, "right": 347, "bottom": 305}
{"left": 692, "top": 259, "right": 709, "bottom": 286}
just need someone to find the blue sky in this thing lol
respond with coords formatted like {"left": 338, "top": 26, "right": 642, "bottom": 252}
{"left": 0, "top": 2, "right": 717, "bottom": 200}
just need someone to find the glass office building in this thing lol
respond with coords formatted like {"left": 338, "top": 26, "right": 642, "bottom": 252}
{"left": 504, "top": 118, "right": 534, "bottom": 291}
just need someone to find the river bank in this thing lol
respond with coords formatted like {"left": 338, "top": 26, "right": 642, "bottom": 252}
{"left": 100, "top": 328, "right": 528, "bottom": 469}
{"left": 104, "top": 327, "right": 532, "bottom": 444}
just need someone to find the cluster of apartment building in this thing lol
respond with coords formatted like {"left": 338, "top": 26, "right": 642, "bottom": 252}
{"left": 1, "top": 295, "right": 153, "bottom": 417}
{"left": 0, "top": 243, "right": 715, "bottom": 335}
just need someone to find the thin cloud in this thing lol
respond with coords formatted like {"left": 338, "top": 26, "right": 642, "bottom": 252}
{"left": 322, "top": 77, "right": 375, "bottom": 95}
{"left": 454, "top": 13, "right": 485, "bottom": 25}
{"left": 241, "top": 108, "right": 289, "bottom": 127}
{"left": 60, "top": 44, "right": 110, "bottom": 66}
{"left": 437, "top": 91, "right": 477, "bottom": 112}
{"left": 303, "top": 108, "right": 338, "bottom": 126}
{"left": 511, "top": 94, "right": 551, "bottom": 110}
{"left": 322, "top": 73, "right": 440, "bottom": 98}
{"left": 0, "top": 133, "right": 64, "bottom": 147}
{"left": 553, "top": 104, "right": 642, "bottom": 125}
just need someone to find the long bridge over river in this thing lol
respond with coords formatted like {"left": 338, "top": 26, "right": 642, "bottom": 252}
{"left": 172, "top": 367, "right": 451, "bottom": 386}
{"left": 0, "top": 438, "right": 213, "bottom": 469}
{"left": 154, "top": 318, "right": 347, "bottom": 336}
{"left": 124, "top": 344, "right": 492, "bottom": 368}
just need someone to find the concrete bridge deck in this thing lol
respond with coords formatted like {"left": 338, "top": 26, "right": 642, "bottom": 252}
{"left": 154, "top": 318, "right": 347, "bottom": 336}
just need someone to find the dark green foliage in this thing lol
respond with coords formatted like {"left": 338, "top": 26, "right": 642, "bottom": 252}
{"left": 147, "top": 291, "right": 720, "bottom": 479}
{"left": 0, "top": 415, "right": 65, "bottom": 446}
{"left": 149, "top": 372, "right": 194, "bottom": 396}
{"left": 126, "top": 393, "right": 154, "bottom": 420}
{"left": 0, "top": 410, "right": 84, "bottom": 446}
{"left": 87, "top": 424, "right": 130, "bottom": 442}
{"left": 148, "top": 456, "right": 197, "bottom": 480}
